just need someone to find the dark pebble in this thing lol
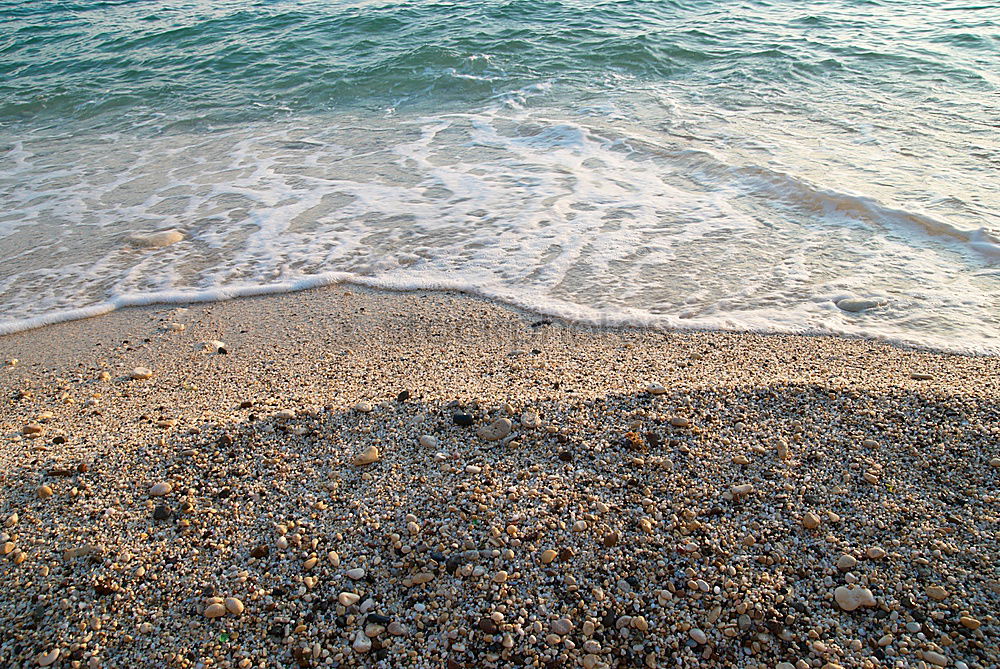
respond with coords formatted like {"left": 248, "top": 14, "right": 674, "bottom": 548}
{"left": 453, "top": 413, "right": 474, "bottom": 426}
{"left": 152, "top": 505, "right": 172, "bottom": 521}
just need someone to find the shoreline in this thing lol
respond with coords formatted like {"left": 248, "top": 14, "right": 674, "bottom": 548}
{"left": 1, "top": 281, "right": 997, "bottom": 359}
{"left": 0, "top": 285, "right": 997, "bottom": 668}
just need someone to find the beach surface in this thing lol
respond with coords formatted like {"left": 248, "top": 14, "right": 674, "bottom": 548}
{"left": 0, "top": 286, "right": 997, "bottom": 668}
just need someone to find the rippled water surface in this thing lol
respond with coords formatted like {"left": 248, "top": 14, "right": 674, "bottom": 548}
{"left": 1, "top": 0, "right": 998, "bottom": 352}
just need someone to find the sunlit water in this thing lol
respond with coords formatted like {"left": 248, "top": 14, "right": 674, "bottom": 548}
{"left": 1, "top": 0, "right": 998, "bottom": 352}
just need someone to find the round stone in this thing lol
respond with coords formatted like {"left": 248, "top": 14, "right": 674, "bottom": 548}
{"left": 130, "top": 367, "right": 153, "bottom": 380}
{"left": 225, "top": 597, "right": 244, "bottom": 615}
{"left": 149, "top": 482, "right": 172, "bottom": 496}
{"left": 204, "top": 603, "right": 226, "bottom": 618}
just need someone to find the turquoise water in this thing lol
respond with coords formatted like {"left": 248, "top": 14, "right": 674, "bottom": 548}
{"left": 1, "top": 0, "right": 998, "bottom": 351}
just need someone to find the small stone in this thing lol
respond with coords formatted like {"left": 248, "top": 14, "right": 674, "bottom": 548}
{"left": 989, "top": 457, "right": 1000, "bottom": 469}
{"left": 387, "top": 622, "right": 409, "bottom": 636}
{"left": 923, "top": 651, "right": 949, "bottom": 667}
{"left": 669, "top": 416, "right": 691, "bottom": 428}
{"left": 130, "top": 367, "right": 153, "bottom": 380}
{"left": 149, "top": 482, "right": 172, "bottom": 496}
{"left": 419, "top": 435, "right": 439, "bottom": 448}
{"left": 4, "top": 513, "right": 18, "bottom": 528}
{"left": 152, "top": 505, "right": 172, "bottom": 521}
{"left": 492, "top": 570, "right": 508, "bottom": 584}
{"left": 836, "top": 297, "right": 882, "bottom": 312}
{"left": 877, "top": 634, "right": 893, "bottom": 647}
{"left": 866, "top": 546, "right": 886, "bottom": 560}
{"left": 338, "top": 592, "right": 360, "bottom": 607}
{"left": 730, "top": 483, "right": 753, "bottom": 499}
{"left": 802, "top": 512, "right": 821, "bottom": 529}
{"left": 689, "top": 628, "right": 707, "bottom": 644}
{"left": 540, "top": 549, "right": 558, "bottom": 564}
{"left": 250, "top": 545, "right": 269, "bottom": 559}
{"left": 37, "top": 485, "right": 53, "bottom": 499}
{"left": 926, "top": 585, "right": 949, "bottom": 601}
{"left": 225, "top": 597, "right": 244, "bottom": 615}
{"left": 520, "top": 411, "right": 541, "bottom": 428}
{"left": 836, "top": 554, "right": 858, "bottom": 571}
{"left": 909, "top": 371, "right": 934, "bottom": 380}
{"left": 127, "top": 229, "right": 184, "bottom": 248}
{"left": 328, "top": 551, "right": 340, "bottom": 566}
{"left": 411, "top": 572, "right": 434, "bottom": 585}
{"left": 303, "top": 556, "right": 318, "bottom": 570}
{"left": 346, "top": 568, "right": 365, "bottom": 580}
{"left": 959, "top": 616, "right": 980, "bottom": 630}
{"left": 204, "top": 603, "right": 226, "bottom": 618}
{"left": 477, "top": 417, "right": 512, "bottom": 441}
{"left": 646, "top": 382, "right": 666, "bottom": 395}
{"left": 551, "top": 619, "right": 574, "bottom": 635}
{"left": 453, "top": 412, "right": 474, "bottom": 426}
{"left": 23, "top": 424, "right": 44, "bottom": 436}
{"left": 354, "top": 401, "right": 373, "bottom": 413}
{"left": 732, "top": 455, "right": 750, "bottom": 465}
{"left": 632, "top": 616, "right": 649, "bottom": 632}
{"left": 352, "top": 446, "right": 379, "bottom": 466}
{"left": 36, "top": 649, "right": 60, "bottom": 667}
{"left": 479, "top": 617, "right": 499, "bottom": 634}
{"left": 352, "top": 630, "right": 372, "bottom": 654}
{"left": 834, "top": 585, "right": 876, "bottom": 611}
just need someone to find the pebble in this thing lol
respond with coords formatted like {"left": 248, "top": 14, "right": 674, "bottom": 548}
{"left": 204, "top": 603, "right": 226, "bottom": 618}
{"left": 224, "top": 597, "right": 244, "bottom": 615}
{"left": 36, "top": 485, "right": 53, "bottom": 499}
{"left": 452, "top": 412, "right": 474, "bottom": 426}
{"left": 493, "top": 570, "right": 508, "bottom": 584}
{"left": 419, "top": 434, "right": 439, "bottom": 448}
{"left": 802, "top": 512, "right": 821, "bottom": 529}
{"left": 346, "top": 568, "right": 365, "bottom": 580}
{"left": 926, "top": 585, "right": 949, "bottom": 601}
{"left": 836, "top": 297, "right": 882, "bottom": 312}
{"left": 689, "top": 628, "right": 707, "bottom": 644}
{"left": 36, "top": 649, "right": 60, "bottom": 667}
{"left": 866, "top": 546, "right": 886, "bottom": 559}
{"left": 352, "top": 445, "right": 379, "bottom": 466}
{"left": 989, "top": 457, "right": 1000, "bottom": 468}
{"left": 477, "top": 417, "right": 512, "bottom": 441}
{"left": 836, "top": 554, "right": 858, "bottom": 571}
{"left": 520, "top": 411, "right": 541, "bottom": 428}
{"left": 303, "top": 556, "right": 318, "bottom": 570}
{"left": 923, "top": 651, "right": 949, "bottom": 667}
{"left": 130, "top": 367, "right": 153, "bottom": 380}
{"left": 540, "top": 549, "right": 558, "bottom": 564}
{"left": 669, "top": 416, "right": 691, "bottom": 428}
{"left": 732, "top": 455, "right": 749, "bottom": 465}
{"left": 338, "top": 592, "right": 360, "bottom": 607}
{"left": 352, "top": 630, "right": 372, "bottom": 654}
{"left": 149, "top": 482, "right": 172, "bottom": 496}
{"left": 730, "top": 483, "right": 753, "bottom": 499}
{"left": 959, "top": 616, "right": 980, "bottom": 630}
{"left": 910, "top": 371, "right": 934, "bottom": 380}
{"left": 646, "top": 382, "right": 666, "bottom": 395}
{"left": 127, "top": 229, "right": 184, "bottom": 248}
{"left": 23, "top": 423, "right": 44, "bottom": 436}
{"left": 354, "top": 401, "right": 373, "bottom": 413}
{"left": 834, "top": 585, "right": 876, "bottom": 611}
{"left": 551, "top": 619, "right": 574, "bottom": 635}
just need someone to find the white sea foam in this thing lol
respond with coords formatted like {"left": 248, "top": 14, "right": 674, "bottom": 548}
{"left": 0, "top": 90, "right": 997, "bottom": 354}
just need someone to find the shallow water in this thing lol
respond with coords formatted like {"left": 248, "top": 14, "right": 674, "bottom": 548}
{"left": 1, "top": 0, "right": 998, "bottom": 352}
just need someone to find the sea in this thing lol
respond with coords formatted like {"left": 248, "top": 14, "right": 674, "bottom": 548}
{"left": 1, "top": 0, "right": 998, "bottom": 353}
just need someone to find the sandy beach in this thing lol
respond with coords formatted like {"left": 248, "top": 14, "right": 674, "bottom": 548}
{"left": 0, "top": 286, "right": 997, "bottom": 669}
